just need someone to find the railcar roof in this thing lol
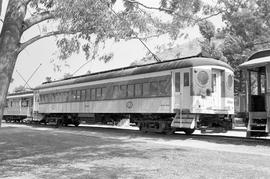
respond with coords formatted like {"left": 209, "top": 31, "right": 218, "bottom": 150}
{"left": 35, "top": 56, "right": 233, "bottom": 90}
{"left": 7, "top": 90, "right": 33, "bottom": 99}
{"left": 8, "top": 90, "right": 33, "bottom": 96}
{"left": 240, "top": 49, "right": 270, "bottom": 69}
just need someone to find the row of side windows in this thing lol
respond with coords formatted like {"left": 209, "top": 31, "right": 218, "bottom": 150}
{"left": 6, "top": 99, "right": 32, "bottom": 108}
{"left": 40, "top": 87, "right": 106, "bottom": 103}
{"left": 39, "top": 79, "right": 170, "bottom": 104}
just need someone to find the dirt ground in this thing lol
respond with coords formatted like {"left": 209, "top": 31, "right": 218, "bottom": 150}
{"left": 1, "top": 123, "right": 270, "bottom": 179}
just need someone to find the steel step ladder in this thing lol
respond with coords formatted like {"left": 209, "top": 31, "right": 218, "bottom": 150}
{"left": 247, "top": 112, "right": 269, "bottom": 137}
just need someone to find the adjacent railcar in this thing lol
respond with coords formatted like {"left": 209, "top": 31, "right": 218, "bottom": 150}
{"left": 238, "top": 49, "right": 270, "bottom": 137}
{"left": 33, "top": 56, "right": 234, "bottom": 133}
{"left": 4, "top": 90, "right": 33, "bottom": 123}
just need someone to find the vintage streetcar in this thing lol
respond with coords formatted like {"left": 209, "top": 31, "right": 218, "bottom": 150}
{"left": 4, "top": 56, "right": 234, "bottom": 135}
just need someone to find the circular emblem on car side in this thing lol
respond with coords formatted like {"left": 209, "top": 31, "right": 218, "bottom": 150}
{"left": 126, "top": 101, "right": 133, "bottom": 109}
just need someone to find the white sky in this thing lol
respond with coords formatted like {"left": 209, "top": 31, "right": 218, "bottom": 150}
{"left": 0, "top": 0, "right": 223, "bottom": 92}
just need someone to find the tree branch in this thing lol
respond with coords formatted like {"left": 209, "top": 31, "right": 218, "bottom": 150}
{"left": 23, "top": 10, "right": 56, "bottom": 32}
{"left": 195, "top": 10, "right": 225, "bottom": 24}
{"left": 24, "top": 0, "right": 33, "bottom": 4}
{"left": 18, "top": 30, "right": 76, "bottom": 53}
{"left": 123, "top": 0, "right": 173, "bottom": 13}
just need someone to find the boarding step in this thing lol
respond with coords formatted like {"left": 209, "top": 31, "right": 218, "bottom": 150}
{"left": 171, "top": 114, "right": 196, "bottom": 129}
{"left": 247, "top": 112, "right": 269, "bottom": 137}
{"left": 249, "top": 123, "right": 266, "bottom": 127}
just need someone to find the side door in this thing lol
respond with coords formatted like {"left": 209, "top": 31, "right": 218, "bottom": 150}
{"left": 212, "top": 69, "right": 222, "bottom": 109}
{"left": 173, "top": 70, "right": 183, "bottom": 111}
{"left": 266, "top": 64, "right": 270, "bottom": 132}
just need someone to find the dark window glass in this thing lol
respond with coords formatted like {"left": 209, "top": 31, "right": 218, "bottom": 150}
{"left": 44, "top": 95, "right": 47, "bottom": 103}
{"left": 72, "top": 91, "right": 76, "bottom": 101}
{"left": 175, "top": 72, "right": 180, "bottom": 92}
{"left": 159, "top": 80, "right": 167, "bottom": 95}
{"left": 91, "top": 88, "right": 96, "bottom": 100}
{"left": 212, "top": 74, "right": 216, "bottom": 92}
{"left": 76, "top": 90, "right": 81, "bottom": 101}
{"left": 46, "top": 94, "right": 49, "bottom": 103}
{"left": 39, "top": 95, "right": 43, "bottom": 103}
{"left": 101, "top": 87, "right": 106, "bottom": 98}
{"left": 81, "top": 90, "right": 86, "bottom": 101}
{"left": 150, "top": 81, "right": 158, "bottom": 96}
{"left": 62, "top": 92, "right": 67, "bottom": 102}
{"left": 56, "top": 93, "right": 60, "bottom": 102}
{"left": 135, "top": 83, "right": 143, "bottom": 97}
{"left": 68, "top": 91, "right": 73, "bottom": 101}
{"left": 120, "top": 85, "right": 127, "bottom": 98}
{"left": 86, "top": 89, "right": 91, "bottom": 100}
{"left": 128, "top": 84, "right": 135, "bottom": 97}
{"left": 96, "top": 88, "right": 102, "bottom": 99}
{"left": 143, "top": 82, "right": 150, "bottom": 96}
{"left": 184, "top": 72, "right": 189, "bottom": 86}
{"left": 113, "top": 85, "right": 119, "bottom": 99}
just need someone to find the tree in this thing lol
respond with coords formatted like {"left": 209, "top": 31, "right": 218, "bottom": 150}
{"left": 63, "top": 73, "right": 73, "bottom": 79}
{"left": 198, "top": 20, "right": 227, "bottom": 62}
{"left": 45, "top": 76, "right": 52, "bottom": 83}
{"left": 212, "top": 0, "right": 270, "bottom": 94}
{"left": 13, "top": 85, "right": 27, "bottom": 93}
{"left": 0, "top": 0, "right": 206, "bottom": 126}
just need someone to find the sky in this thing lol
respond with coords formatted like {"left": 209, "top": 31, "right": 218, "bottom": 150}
{"left": 0, "top": 0, "right": 222, "bottom": 92}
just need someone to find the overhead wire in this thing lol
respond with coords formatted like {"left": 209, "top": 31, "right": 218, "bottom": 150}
{"left": 15, "top": 70, "right": 32, "bottom": 89}
{"left": 23, "top": 63, "right": 42, "bottom": 88}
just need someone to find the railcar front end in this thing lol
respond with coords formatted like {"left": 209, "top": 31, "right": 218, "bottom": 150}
{"left": 4, "top": 91, "right": 34, "bottom": 123}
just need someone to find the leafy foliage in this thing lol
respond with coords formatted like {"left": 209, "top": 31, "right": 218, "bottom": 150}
{"left": 199, "top": 0, "right": 270, "bottom": 94}
{"left": 63, "top": 73, "right": 73, "bottom": 79}
{"left": 45, "top": 76, "right": 52, "bottom": 82}
{"left": 13, "top": 85, "right": 27, "bottom": 93}
{"left": 198, "top": 20, "right": 215, "bottom": 42}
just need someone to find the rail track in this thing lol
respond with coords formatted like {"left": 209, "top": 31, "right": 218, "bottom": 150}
{"left": 3, "top": 122, "right": 270, "bottom": 146}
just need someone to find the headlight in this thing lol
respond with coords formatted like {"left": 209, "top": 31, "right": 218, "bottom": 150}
{"left": 197, "top": 70, "right": 209, "bottom": 86}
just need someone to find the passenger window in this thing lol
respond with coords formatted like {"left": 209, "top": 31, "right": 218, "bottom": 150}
{"left": 52, "top": 94, "right": 55, "bottom": 102}
{"left": 81, "top": 90, "right": 86, "bottom": 101}
{"left": 143, "top": 83, "right": 150, "bottom": 96}
{"left": 77, "top": 90, "right": 81, "bottom": 101}
{"left": 101, "top": 87, "right": 106, "bottom": 98}
{"left": 96, "top": 88, "right": 102, "bottom": 99}
{"left": 56, "top": 93, "right": 60, "bottom": 102}
{"left": 159, "top": 80, "right": 167, "bottom": 95}
{"left": 113, "top": 85, "right": 119, "bottom": 99}
{"left": 184, "top": 72, "right": 189, "bottom": 86}
{"left": 150, "top": 81, "right": 158, "bottom": 96}
{"left": 91, "top": 88, "right": 96, "bottom": 100}
{"left": 86, "top": 89, "right": 91, "bottom": 100}
{"left": 175, "top": 72, "right": 180, "bottom": 92}
{"left": 212, "top": 74, "right": 216, "bottom": 92}
{"left": 128, "top": 84, "right": 135, "bottom": 97}
{"left": 62, "top": 92, "right": 67, "bottom": 102}
{"left": 46, "top": 94, "right": 49, "bottom": 103}
{"left": 39, "top": 95, "right": 43, "bottom": 103}
{"left": 72, "top": 91, "right": 76, "bottom": 101}
{"left": 68, "top": 91, "right": 73, "bottom": 102}
{"left": 135, "top": 84, "right": 143, "bottom": 97}
{"left": 120, "top": 85, "right": 127, "bottom": 98}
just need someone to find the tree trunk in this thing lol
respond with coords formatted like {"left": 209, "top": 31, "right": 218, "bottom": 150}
{"left": 0, "top": 0, "right": 26, "bottom": 127}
